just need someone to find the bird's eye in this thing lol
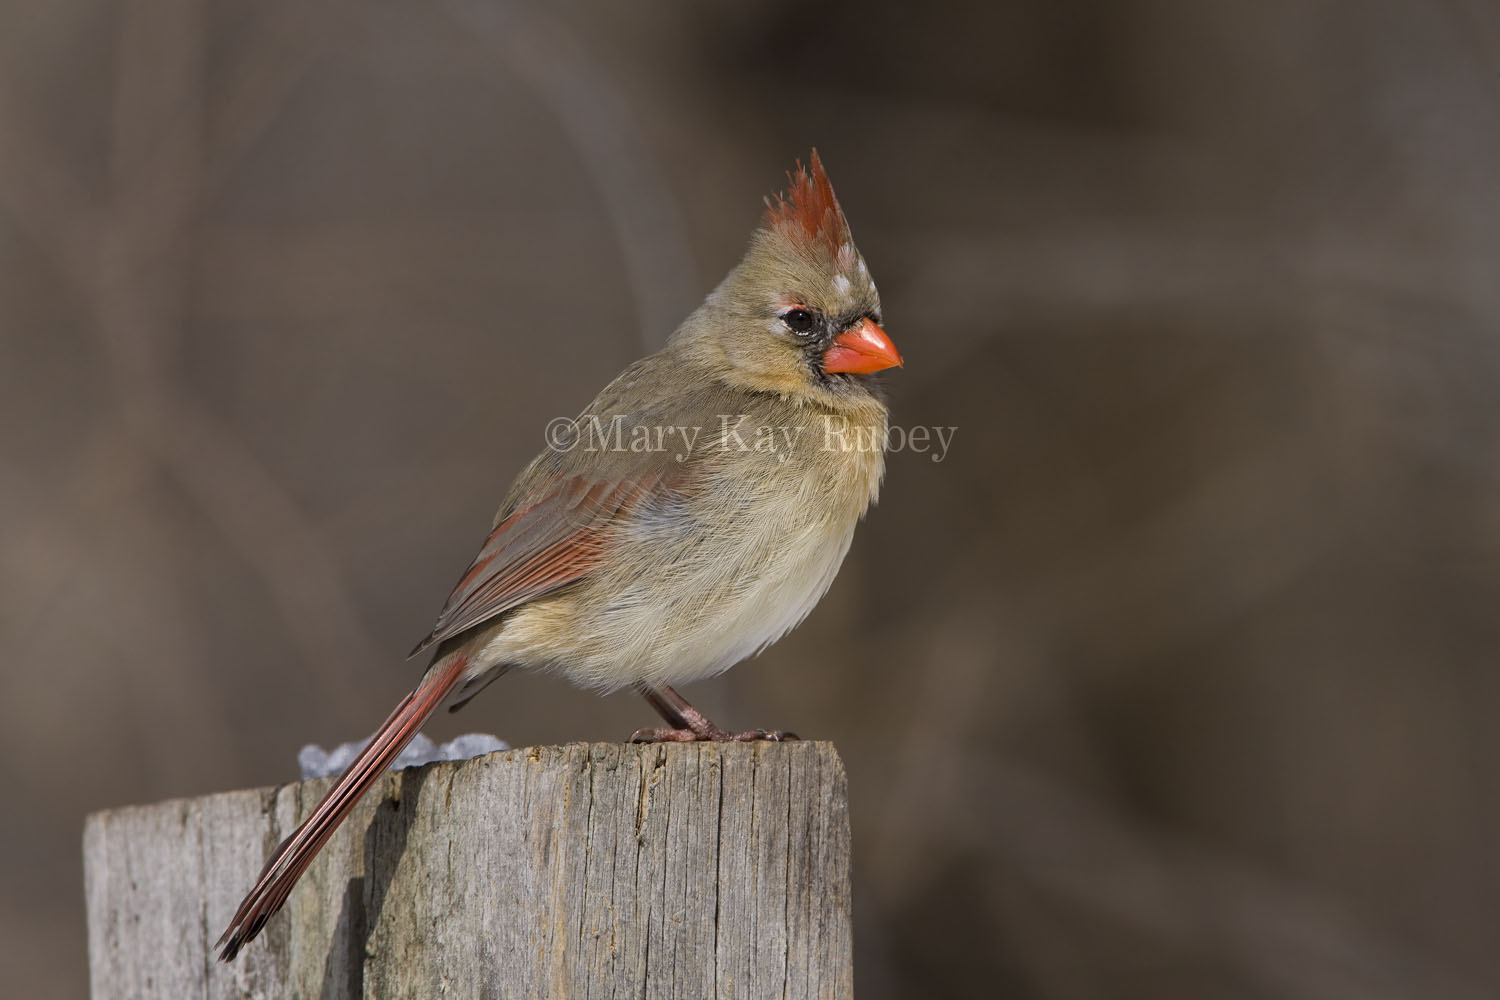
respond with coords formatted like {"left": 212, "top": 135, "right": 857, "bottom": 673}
{"left": 781, "top": 308, "right": 818, "bottom": 335}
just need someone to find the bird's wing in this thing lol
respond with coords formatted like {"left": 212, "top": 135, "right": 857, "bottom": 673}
{"left": 408, "top": 469, "right": 675, "bottom": 656}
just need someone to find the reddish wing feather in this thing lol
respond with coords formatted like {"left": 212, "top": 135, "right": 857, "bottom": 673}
{"left": 409, "top": 472, "right": 667, "bottom": 655}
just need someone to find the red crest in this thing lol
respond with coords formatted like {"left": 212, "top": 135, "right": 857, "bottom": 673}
{"left": 762, "top": 150, "right": 853, "bottom": 258}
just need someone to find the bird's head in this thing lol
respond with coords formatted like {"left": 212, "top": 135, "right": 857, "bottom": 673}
{"left": 679, "top": 151, "right": 901, "bottom": 401}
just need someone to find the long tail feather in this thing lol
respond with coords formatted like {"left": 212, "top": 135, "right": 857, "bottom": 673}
{"left": 215, "top": 654, "right": 468, "bottom": 961}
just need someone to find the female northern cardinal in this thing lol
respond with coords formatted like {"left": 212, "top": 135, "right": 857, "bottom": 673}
{"left": 217, "top": 151, "right": 901, "bottom": 960}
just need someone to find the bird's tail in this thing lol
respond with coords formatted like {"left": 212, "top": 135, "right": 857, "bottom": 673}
{"left": 215, "top": 653, "right": 468, "bottom": 961}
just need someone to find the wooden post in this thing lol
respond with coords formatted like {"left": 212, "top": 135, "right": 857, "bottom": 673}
{"left": 84, "top": 741, "right": 851, "bottom": 999}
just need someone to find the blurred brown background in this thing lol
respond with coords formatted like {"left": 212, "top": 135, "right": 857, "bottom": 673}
{"left": 4, "top": 0, "right": 1500, "bottom": 996}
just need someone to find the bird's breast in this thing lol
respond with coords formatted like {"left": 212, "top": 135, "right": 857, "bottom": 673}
{"left": 496, "top": 404, "right": 887, "bottom": 692}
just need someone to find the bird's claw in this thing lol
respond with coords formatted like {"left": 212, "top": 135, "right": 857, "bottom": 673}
{"left": 629, "top": 726, "right": 800, "bottom": 744}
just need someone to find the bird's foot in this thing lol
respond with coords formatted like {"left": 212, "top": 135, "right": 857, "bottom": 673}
{"left": 629, "top": 724, "right": 798, "bottom": 743}
{"left": 632, "top": 684, "right": 799, "bottom": 743}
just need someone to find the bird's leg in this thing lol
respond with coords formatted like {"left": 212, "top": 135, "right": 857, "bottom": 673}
{"left": 630, "top": 685, "right": 798, "bottom": 743}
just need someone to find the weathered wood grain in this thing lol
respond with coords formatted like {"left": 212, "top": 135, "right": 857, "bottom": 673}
{"left": 84, "top": 741, "right": 851, "bottom": 999}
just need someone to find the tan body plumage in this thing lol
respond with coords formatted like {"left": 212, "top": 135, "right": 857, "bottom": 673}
{"left": 454, "top": 353, "right": 889, "bottom": 696}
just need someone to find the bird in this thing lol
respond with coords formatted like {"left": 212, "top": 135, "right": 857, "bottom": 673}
{"left": 216, "top": 150, "right": 901, "bottom": 961}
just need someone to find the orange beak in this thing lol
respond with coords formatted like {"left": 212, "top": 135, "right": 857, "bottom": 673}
{"left": 821, "top": 318, "right": 903, "bottom": 374}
